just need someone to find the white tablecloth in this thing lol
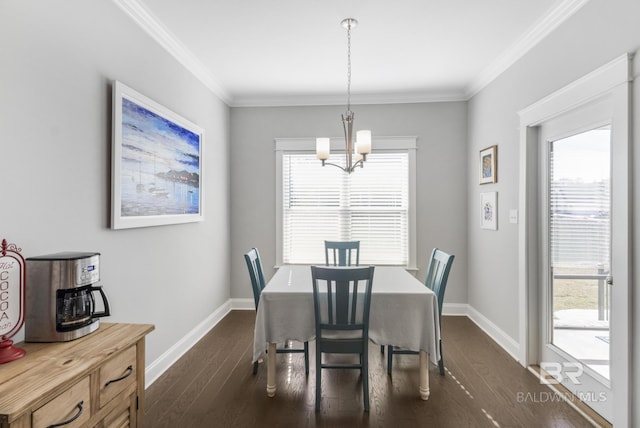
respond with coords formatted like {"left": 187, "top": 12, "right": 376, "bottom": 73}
{"left": 253, "top": 265, "right": 441, "bottom": 365}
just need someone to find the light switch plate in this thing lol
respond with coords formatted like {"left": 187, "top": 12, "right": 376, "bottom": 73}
{"left": 509, "top": 209, "right": 518, "bottom": 224}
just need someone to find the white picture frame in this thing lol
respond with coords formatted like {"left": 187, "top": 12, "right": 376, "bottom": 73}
{"left": 111, "top": 81, "right": 204, "bottom": 229}
{"left": 481, "top": 191, "right": 498, "bottom": 230}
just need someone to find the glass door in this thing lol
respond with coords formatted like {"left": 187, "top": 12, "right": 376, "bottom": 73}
{"left": 539, "top": 123, "right": 612, "bottom": 420}
{"left": 549, "top": 127, "right": 611, "bottom": 378}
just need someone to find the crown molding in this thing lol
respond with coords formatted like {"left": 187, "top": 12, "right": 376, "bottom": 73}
{"left": 230, "top": 90, "right": 467, "bottom": 107}
{"left": 114, "top": 0, "right": 589, "bottom": 106}
{"left": 112, "top": 0, "right": 232, "bottom": 104}
{"left": 465, "top": 0, "right": 590, "bottom": 99}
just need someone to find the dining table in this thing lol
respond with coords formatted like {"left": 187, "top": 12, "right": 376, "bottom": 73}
{"left": 253, "top": 264, "right": 441, "bottom": 400}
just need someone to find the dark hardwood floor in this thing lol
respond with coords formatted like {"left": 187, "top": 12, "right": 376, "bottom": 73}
{"left": 144, "top": 311, "right": 594, "bottom": 427}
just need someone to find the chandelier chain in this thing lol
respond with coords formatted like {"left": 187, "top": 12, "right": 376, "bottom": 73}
{"left": 346, "top": 21, "right": 352, "bottom": 114}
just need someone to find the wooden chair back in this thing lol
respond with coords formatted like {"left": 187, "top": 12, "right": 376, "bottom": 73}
{"left": 324, "top": 240, "right": 360, "bottom": 266}
{"left": 311, "top": 265, "right": 375, "bottom": 411}
{"left": 244, "top": 248, "right": 266, "bottom": 310}
{"left": 424, "top": 248, "right": 455, "bottom": 318}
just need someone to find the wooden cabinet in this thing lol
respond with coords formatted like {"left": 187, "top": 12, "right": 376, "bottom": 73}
{"left": 0, "top": 323, "right": 154, "bottom": 428}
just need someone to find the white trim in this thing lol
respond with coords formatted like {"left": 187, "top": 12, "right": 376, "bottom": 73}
{"left": 144, "top": 300, "right": 523, "bottom": 390}
{"left": 111, "top": 0, "right": 231, "bottom": 104}
{"left": 517, "top": 52, "right": 632, "bottom": 426}
{"left": 467, "top": 305, "right": 521, "bottom": 361}
{"left": 112, "top": 0, "right": 589, "bottom": 107}
{"left": 441, "top": 303, "right": 469, "bottom": 317}
{"left": 274, "top": 136, "right": 417, "bottom": 152}
{"left": 145, "top": 300, "right": 232, "bottom": 388}
{"left": 231, "top": 91, "right": 467, "bottom": 108}
{"left": 518, "top": 53, "right": 632, "bottom": 125}
{"left": 466, "top": 0, "right": 590, "bottom": 98}
{"left": 229, "top": 298, "right": 256, "bottom": 310}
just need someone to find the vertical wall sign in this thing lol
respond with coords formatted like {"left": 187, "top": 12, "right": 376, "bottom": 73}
{"left": 0, "top": 239, "right": 26, "bottom": 363}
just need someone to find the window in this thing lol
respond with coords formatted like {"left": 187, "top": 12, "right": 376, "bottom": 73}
{"left": 276, "top": 137, "right": 416, "bottom": 267}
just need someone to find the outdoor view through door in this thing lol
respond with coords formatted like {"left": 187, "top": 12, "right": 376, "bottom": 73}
{"left": 549, "top": 126, "right": 611, "bottom": 380}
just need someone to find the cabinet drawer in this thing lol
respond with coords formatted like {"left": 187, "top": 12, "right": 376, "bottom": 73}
{"left": 32, "top": 377, "right": 91, "bottom": 428}
{"left": 101, "top": 399, "right": 133, "bottom": 428}
{"left": 99, "top": 346, "right": 137, "bottom": 408}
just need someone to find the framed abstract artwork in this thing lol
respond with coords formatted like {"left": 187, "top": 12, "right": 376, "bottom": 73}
{"left": 479, "top": 145, "right": 497, "bottom": 184}
{"left": 111, "top": 81, "right": 204, "bottom": 229}
{"left": 481, "top": 191, "right": 498, "bottom": 230}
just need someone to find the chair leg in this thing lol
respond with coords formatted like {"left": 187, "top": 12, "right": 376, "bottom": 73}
{"left": 387, "top": 345, "right": 393, "bottom": 375}
{"left": 363, "top": 349, "right": 370, "bottom": 412}
{"left": 438, "top": 340, "right": 445, "bottom": 375}
{"left": 252, "top": 360, "right": 258, "bottom": 375}
{"left": 315, "top": 351, "right": 322, "bottom": 411}
{"left": 304, "top": 341, "right": 309, "bottom": 376}
{"left": 380, "top": 344, "right": 384, "bottom": 354}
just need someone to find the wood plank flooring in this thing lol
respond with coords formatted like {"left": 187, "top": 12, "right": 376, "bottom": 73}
{"left": 144, "top": 311, "right": 595, "bottom": 427}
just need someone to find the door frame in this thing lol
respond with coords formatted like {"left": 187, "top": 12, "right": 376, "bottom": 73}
{"left": 517, "top": 53, "right": 632, "bottom": 426}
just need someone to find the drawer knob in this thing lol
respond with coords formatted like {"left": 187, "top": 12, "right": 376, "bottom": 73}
{"left": 105, "top": 365, "right": 134, "bottom": 387}
{"left": 47, "top": 400, "right": 84, "bottom": 428}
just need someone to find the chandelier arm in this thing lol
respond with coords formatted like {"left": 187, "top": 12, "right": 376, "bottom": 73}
{"left": 320, "top": 160, "right": 350, "bottom": 173}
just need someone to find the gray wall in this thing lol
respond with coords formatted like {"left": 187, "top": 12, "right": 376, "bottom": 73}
{"left": 230, "top": 102, "right": 468, "bottom": 305}
{"left": 3, "top": 1, "right": 636, "bottom": 420}
{"left": 467, "top": 0, "right": 639, "bottom": 424}
{"left": 0, "top": 0, "right": 231, "bottom": 366}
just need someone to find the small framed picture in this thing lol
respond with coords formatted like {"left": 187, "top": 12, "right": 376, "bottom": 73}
{"left": 481, "top": 192, "right": 498, "bottom": 230}
{"left": 479, "top": 145, "right": 497, "bottom": 184}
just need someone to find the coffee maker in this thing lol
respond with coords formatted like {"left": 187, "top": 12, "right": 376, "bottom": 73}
{"left": 25, "top": 252, "right": 111, "bottom": 342}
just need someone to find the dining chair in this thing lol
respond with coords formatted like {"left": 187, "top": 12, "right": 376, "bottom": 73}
{"left": 324, "top": 240, "right": 360, "bottom": 266}
{"left": 244, "top": 248, "right": 309, "bottom": 375}
{"left": 311, "top": 265, "right": 375, "bottom": 412}
{"left": 386, "top": 248, "right": 454, "bottom": 376}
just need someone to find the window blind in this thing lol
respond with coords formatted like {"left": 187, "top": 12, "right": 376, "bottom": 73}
{"left": 549, "top": 132, "right": 611, "bottom": 269}
{"left": 282, "top": 152, "right": 409, "bottom": 265}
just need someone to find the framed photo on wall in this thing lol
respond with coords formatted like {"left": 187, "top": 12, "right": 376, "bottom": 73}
{"left": 480, "top": 191, "right": 498, "bottom": 230}
{"left": 111, "top": 81, "right": 204, "bottom": 229}
{"left": 479, "top": 145, "right": 497, "bottom": 184}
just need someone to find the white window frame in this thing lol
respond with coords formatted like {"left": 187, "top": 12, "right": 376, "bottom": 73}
{"left": 275, "top": 136, "right": 417, "bottom": 269}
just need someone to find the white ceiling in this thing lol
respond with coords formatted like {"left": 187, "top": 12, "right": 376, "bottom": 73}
{"left": 115, "top": 0, "right": 589, "bottom": 107}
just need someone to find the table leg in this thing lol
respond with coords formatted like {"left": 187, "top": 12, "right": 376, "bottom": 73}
{"left": 266, "top": 342, "right": 277, "bottom": 397}
{"left": 419, "top": 350, "right": 430, "bottom": 400}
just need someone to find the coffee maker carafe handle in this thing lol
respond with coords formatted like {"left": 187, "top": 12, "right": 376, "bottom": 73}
{"left": 89, "top": 285, "right": 111, "bottom": 318}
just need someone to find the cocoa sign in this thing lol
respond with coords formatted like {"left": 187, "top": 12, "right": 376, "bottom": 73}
{"left": 0, "top": 239, "right": 26, "bottom": 363}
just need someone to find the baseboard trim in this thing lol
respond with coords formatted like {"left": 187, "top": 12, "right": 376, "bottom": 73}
{"left": 145, "top": 300, "right": 232, "bottom": 388}
{"left": 464, "top": 304, "right": 521, "bottom": 361}
{"left": 144, "top": 300, "right": 522, "bottom": 388}
{"left": 442, "top": 303, "right": 468, "bottom": 316}
{"left": 230, "top": 298, "right": 255, "bottom": 310}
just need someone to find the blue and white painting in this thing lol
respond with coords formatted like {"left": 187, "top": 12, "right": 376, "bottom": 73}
{"left": 119, "top": 97, "right": 201, "bottom": 219}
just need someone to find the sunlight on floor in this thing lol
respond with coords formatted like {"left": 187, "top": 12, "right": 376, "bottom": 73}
{"left": 446, "top": 367, "right": 501, "bottom": 427}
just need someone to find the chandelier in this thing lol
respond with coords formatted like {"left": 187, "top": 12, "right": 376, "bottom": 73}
{"left": 316, "top": 18, "right": 371, "bottom": 174}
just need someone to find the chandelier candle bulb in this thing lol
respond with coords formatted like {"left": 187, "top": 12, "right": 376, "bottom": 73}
{"left": 316, "top": 138, "right": 331, "bottom": 161}
{"left": 356, "top": 130, "right": 371, "bottom": 154}
{"left": 354, "top": 148, "right": 364, "bottom": 162}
